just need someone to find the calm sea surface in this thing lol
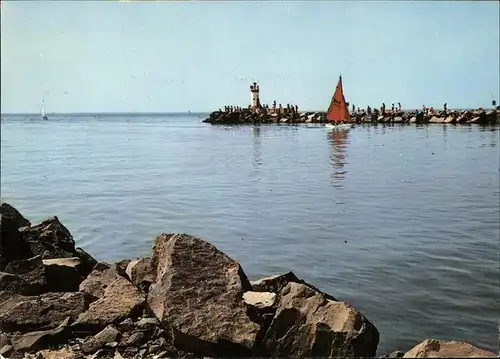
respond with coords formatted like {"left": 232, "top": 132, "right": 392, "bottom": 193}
{"left": 1, "top": 113, "right": 499, "bottom": 354}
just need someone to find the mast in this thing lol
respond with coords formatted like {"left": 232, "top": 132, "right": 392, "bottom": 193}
{"left": 326, "top": 75, "right": 350, "bottom": 123}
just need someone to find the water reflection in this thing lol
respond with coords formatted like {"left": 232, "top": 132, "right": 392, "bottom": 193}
{"left": 327, "top": 129, "right": 349, "bottom": 188}
{"left": 251, "top": 126, "right": 263, "bottom": 169}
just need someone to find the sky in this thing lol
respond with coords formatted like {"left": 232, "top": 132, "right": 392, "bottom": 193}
{"left": 1, "top": 1, "right": 499, "bottom": 113}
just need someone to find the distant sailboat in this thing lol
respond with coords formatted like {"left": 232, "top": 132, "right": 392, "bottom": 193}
{"left": 325, "top": 75, "right": 351, "bottom": 130}
{"left": 40, "top": 99, "right": 48, "bottom": 120}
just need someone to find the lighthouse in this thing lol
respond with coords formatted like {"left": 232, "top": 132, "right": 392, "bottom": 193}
{"left": 250, "top": 82, "right": 260, "bottom": 109}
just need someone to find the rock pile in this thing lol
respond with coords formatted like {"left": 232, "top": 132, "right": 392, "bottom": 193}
{"left": 0, "top": 202, "right": 496, "bottom": 358}
{"left": 203, "top": 108, "right": 499, "bottom": 125}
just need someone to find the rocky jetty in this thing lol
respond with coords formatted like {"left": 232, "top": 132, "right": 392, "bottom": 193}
{"left": 203, "top": 108, "right": 499, "bottom": 125}
{"left": 0, "top": 202, "right": 497, "bottom": 358}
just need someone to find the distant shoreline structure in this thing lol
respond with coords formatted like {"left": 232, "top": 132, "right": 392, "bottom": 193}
{"left": 204, "top": 81, "right": 499, "bottom": 125}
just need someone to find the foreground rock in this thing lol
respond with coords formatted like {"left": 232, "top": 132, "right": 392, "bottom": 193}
{"left": 260, "top": 282, "right": 379, "bottom": 357}
{"left": 125, "top": 257, "right": 153, "bottom": 292}
{"left": 1, "top": 202, "right": 494, "bottom": 358}
{"left": 73, "top": 277, "right": 145, "bottom": 332}
{"left": 2, "top": 255, "right": 46, "bottom": 295}
{"left": 403, "top": 339, "right": 497, "bottom": 358}
{"left": 251, "top": 271, "right": 337, "bottom": 301}
{"left": 11, "top": 317, "right": 71, "bottom": 353}
{"left": 79, "top": 263, "right": 123, "bottom": 299}
{"left": 0, "top": 292, "right": 92, "bottom": 332}
{"left": 147, "top": 233, "right": 259, "bottom": 356}
{"left": 0, "top": 203, "right": 32, "bottom": 270}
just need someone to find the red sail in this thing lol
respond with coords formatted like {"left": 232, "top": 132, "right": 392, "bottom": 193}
{"left": 326, "top": 76, "right": 350, "bottom": 123}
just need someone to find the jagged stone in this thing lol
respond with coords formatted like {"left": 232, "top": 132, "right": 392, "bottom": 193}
{"left": 74, "top": 277, "right": 145, "bottom": 332}
{"left": 3, "top": 255, "right": 47, "bottom": 295}
{"left": 243, "top": 291, "right": 276, "bottom": 309}
{"left": 0, "top": 203, "right": 33, "bottom": 270}
{"left": 403, "top": 339, "right": 497, "bottom": 358}
{"left": 259, "top": 282, "right": 379, "bottom": 357}
{"left": 75, "top": 248, "right": 98, "bottom": 278}
{"left": 43, "top": 257, "right": 83, "bottom": 292}
{"left": 11, "top": 317, "right": 71, "bottom": 353}
{"left": 79, "top": 263, "right": 122, "bottom": 299}
{"left": 81, "top": 325, "right": 121, "bottom": 354}
{"left": 0, "top": 292, "right": 92, "bottom": 333}
{"left": 251, "top": 271, "right": 301, "bottom": 293}
{"left": 147, "top": 233, "right": 259, "bottom": 356}
{"left": 20, "top": 217, "right": 76, "bottom": 259}
{"left": 125, "top": 258, "right": 153, "bottom": 291}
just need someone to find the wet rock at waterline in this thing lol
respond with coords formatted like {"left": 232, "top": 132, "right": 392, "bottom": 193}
{"left": 402, "top": 339, "right": 497, "bottom": 358}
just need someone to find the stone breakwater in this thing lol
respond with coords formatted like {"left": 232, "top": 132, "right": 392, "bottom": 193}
{"left": 203, "top": 108, "right": 499, "bottom": 125}
{"left": 0, "top": 202, "right": 497, "bottom": 359}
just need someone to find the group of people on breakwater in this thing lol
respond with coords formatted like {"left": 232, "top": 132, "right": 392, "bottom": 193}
{"left": 223, "top": 101, "right": 458, "bottom": 118}
{"left": 223, "top": 101, "right": 299, "bottom": 115}
{"left": 349, "top": 102, "right": 453, "bottom": 117}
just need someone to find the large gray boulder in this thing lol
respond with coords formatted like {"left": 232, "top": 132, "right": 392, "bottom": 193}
{"left": 147, "top": 233, "right": 259, "bottom": 356}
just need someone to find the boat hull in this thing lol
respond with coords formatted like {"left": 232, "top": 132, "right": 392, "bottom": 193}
{"left": 325, "top": 123, "right": 351, "bottom": 131}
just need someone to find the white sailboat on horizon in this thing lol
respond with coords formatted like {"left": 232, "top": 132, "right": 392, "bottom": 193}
{"left": 40, "top": 98, "right": 48, "bottom": 120}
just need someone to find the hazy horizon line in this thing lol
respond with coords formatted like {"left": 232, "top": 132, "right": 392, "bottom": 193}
{"left": 1, "top": 106, "right": 492, "bottom": 117}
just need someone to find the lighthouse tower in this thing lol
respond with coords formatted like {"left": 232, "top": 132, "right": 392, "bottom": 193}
{"left": 250, "top": 82, "right": 260, "bottom": 109}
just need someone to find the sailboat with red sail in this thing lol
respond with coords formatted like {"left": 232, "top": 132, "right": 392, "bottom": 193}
{"left": 325, "top": 75, "right": 351, "bottom": 130}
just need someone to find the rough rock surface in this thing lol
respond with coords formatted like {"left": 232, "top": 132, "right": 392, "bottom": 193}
{"left": 0, "top": 292, "right": 92, "bottom": 332}
{"left": 251, "top": 271, "right": 337, "bottom": 301}
{"left": 403, "top": 339, "right": 497, "bottom": 358}
{"left": 243, "top": 291, "right": 276, "bottom": 309}
{"left": 11, "top": 317, "right": 71, "bottom": 353}
{"left": 147, "top": 233, "right": 259, "bottom": 356}
{"left": 3, "top": 255, "right": 47, "bottom": 294}
{"left": 43, "top": 257, "right": 84, "bottom": 292}
{"left": 0, "top": 203, "right": 32, "bottom": 270}
{"left": 251, "top": 271, "right": 301, "bottom": 293}
{"left": 0, "top": 202, "right": 31, "bottom": 229}
{"left": 20, "top": 217, "right": 76, "bottom": 259}
{"left": 260, "top": 282, "right": 379, "bottom": 357}
{"left": 74, "top": 277, "right": 145, "bottom": 331}
{"left": 81, "top": 325, "right": 121, "bottom": 354}
{"left": 79, "top": 263, "right": 122, "bottom": 299}
{"left": 75, "top": 247, "right": 98, "bottom": 278}
{"left": 125, "top": 257, "right": 153, "bottom": 291}
{"left": 0, "top": 271, "right": 33, "bottom": 295}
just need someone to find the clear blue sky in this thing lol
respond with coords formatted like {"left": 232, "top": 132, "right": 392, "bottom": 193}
{"left": 1, "top": 1, "right": 499, "bottom": 113}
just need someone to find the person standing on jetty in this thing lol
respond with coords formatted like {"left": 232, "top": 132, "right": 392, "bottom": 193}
{"left": 444, "top": 103, "right": 448, "bottom": 112}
